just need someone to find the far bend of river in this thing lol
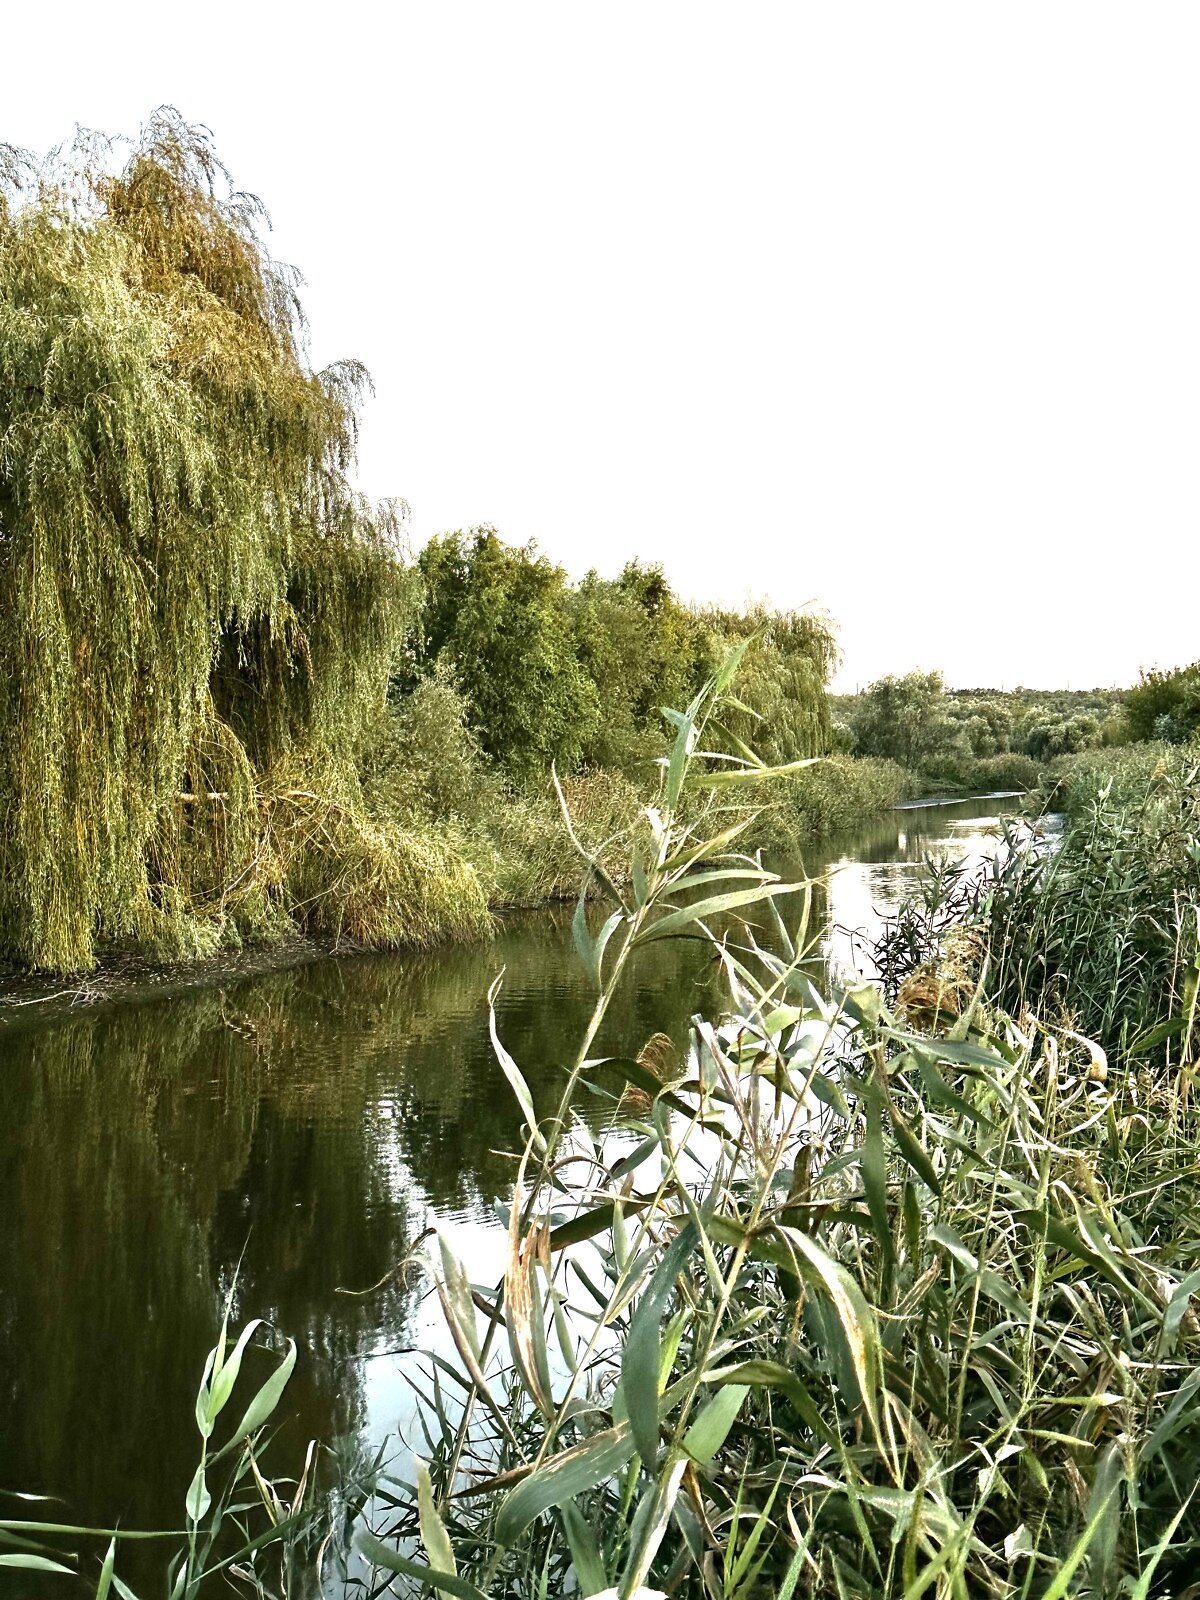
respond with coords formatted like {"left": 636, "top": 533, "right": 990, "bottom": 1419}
{"left": 0, "top": 795, "right": 1023, "bottom": 1579}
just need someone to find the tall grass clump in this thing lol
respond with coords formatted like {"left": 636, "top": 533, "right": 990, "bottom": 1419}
{"left": 271, "top": 794, "right": 491, "bottom": 949}
{"left": 917, "top": 751, "right": 1042, "bottom": 796}
{"left": 345, "top": 657, "right": 1200, "bottom": 1599}
{"left": 2, "top": 1299, "right": 315, "bottom": 1597}
{"left": 362, "top": 682, "right": 644, "bottom": 910}
{"left": 472, "top": 771, "right": 647, "bottom": 907}
{"left": 1044, "top": 743, "right": 1197, "bottom": 820}
{"left": 880, "top": 755, "right": 1200, "bottom": 1065}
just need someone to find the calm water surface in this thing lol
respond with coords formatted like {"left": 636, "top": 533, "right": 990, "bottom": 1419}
{"left": 0, "top": 795, "right": 1020, "bottom": 1580}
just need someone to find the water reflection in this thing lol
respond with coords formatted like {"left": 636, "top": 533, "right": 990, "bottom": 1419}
{"left": 817, "top": 802, "right": 1015, "bottom": 979}
{"left": 0, "top": 795, "right": 1016, "bottom": 1589}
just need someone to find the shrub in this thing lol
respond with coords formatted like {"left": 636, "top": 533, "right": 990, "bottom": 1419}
{"left": 272, "top": 794, "right": 491, "bottom": 949}
{"left": 468, "top": 769, "right": 644, "bottom": 907}
{"left": 963, "top": 751, "right": 1041, "bottom": 792}
{"left": 1125, "top": 661, "right": 1200, "bottom": 744}
{"left": 363, "top": 668, "right": 491, "bottom": 827}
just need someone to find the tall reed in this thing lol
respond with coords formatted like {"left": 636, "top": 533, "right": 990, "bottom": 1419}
{"left": 349, "top": 659, "right": 1200, "bottom": 1598}
{"left": 1, "top": 1300, "right": 309, "bottom": 1598}
{"left": 877, "top": 756, "right": 1200, "bottom": 1065}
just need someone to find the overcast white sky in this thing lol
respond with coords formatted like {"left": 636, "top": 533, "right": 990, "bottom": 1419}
{"left": 4, "top": 3, "right": 1196, "bottom": 689}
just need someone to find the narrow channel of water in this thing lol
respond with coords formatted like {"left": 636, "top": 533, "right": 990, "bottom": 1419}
{"left": 0, "top": 794, "right": 1021, "bottom": 1577}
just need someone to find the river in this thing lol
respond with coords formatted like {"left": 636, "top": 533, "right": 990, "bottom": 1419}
{"left": 0, "top": 793, "right": 1021, "bottom": 1581}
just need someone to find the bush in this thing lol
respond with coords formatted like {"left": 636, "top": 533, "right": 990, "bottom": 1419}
{"left": 1125, "top": 661, "right": 1200, "bottom": 744}
{"left": 272, "top": 795, "right": 491, "bottom": 949}
{"left": 363, "top": 669, "right": 491, "bottom": 827}
{"left": 467, "top": 769, "right": 644, "bottom": 907}
{"left": 968, "top": 751, "right": 1041, "bottom": 791}
{"left": 917, "top": 750, "right": 1040, "bottom": 794}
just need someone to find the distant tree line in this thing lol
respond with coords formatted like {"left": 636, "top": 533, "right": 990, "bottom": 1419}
{"left": 832, "top": 673, "right": 1131, "bottom": 787}
{"left": 836, "top": 662, "right": 1200, "bottom": 787}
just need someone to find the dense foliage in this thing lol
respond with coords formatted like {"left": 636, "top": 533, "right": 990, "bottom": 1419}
{"left": 352, "top": 700, "right": 1199, "bottom": 1600}
{"left": 836, "top": 674, "right": 1127, "bottom": 790}
{"left": 0, "top": 113, "right": 479, "bottom": 972}
{"left": 1124, "top": 661, "right": 1200, "bottom": 746}
{"left": 0, "top": 115, "right": 846, "bottom": 976}
{"left": 413, "top": 530, "right": 604, "bottom": 775}
{"left": 877, "top": 745, "right": 1200, "bottom": 1079}
{"left": 407, "top": 533, "right": 835, "bottom": 780}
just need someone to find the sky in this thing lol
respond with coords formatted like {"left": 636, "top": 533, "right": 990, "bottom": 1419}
{"left": 4, "top": 2, "right": 1196, "bottom": 690}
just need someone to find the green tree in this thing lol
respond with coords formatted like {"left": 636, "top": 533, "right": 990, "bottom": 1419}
{"left": 1020, "top": 711, "right": 1102, "bottom": 762}
{"left": 708, "top": 606, "right": 838, "bottom": 765}
{"left": 849, "top": 671, "right": 954, "bottom": 770}
{"left": 415, "top": 529, "right": 599, "bottom": 774}
{"left": 0, "top": 113, "right": 420, "bottom": 971}
{"left": 570, "top": 562, "right": 712, "bottom": 772}
{"left": 1124, "top": 662, "right": 1200, "bottom": 744}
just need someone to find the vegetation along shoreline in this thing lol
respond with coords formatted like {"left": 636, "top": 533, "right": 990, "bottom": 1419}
{"left": 5, "top": 117, "right": 1178, "bottom": 991}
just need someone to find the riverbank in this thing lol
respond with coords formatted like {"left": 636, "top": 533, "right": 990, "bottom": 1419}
{"left": 0, "top": 754, "right": 924, "bottom": 1003}
{"left": 0, "top": 934, "right": 336, "bottom": 1029}
{"left": 10, "top": 754, "right": 1197, "bottom": 1597}
{"left": 0, "top": 785, "right": 1015, "bottom": 1027}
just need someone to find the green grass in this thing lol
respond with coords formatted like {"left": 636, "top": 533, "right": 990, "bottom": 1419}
{"left": 275, "top": 796, "right": 492, "bottom": 949}
{"left": 916, "top": 750, "right": 1043, "bottom": 796}
{"left": 463, "top": 769, "right": 647, "bottom": 908}
{"left": 1045, "top": 741, "right": 1198, "bottom": 818}
{"left": 740, "top": 755, "right": 915, "bottom": 845}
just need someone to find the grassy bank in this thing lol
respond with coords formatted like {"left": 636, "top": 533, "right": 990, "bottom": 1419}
{"left": 909, "top": 749, "right": 1042, "bottom": 797}
{"left": 1043, "top": 741, "right": 1198, "bottom": 818}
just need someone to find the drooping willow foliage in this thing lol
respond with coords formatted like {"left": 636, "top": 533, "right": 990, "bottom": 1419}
{"left": 0, "top": 111, "right": 483, "bottom": 971}
{"left": 709, "top": 603, "right": 838, "bottom": 765}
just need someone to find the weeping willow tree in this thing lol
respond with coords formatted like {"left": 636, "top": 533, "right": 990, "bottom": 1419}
{"left": 707, "top": 605, "right": 839, "bottom": 764}
{"left": 0, "top": 111, "right": 487, "bottom": 972}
